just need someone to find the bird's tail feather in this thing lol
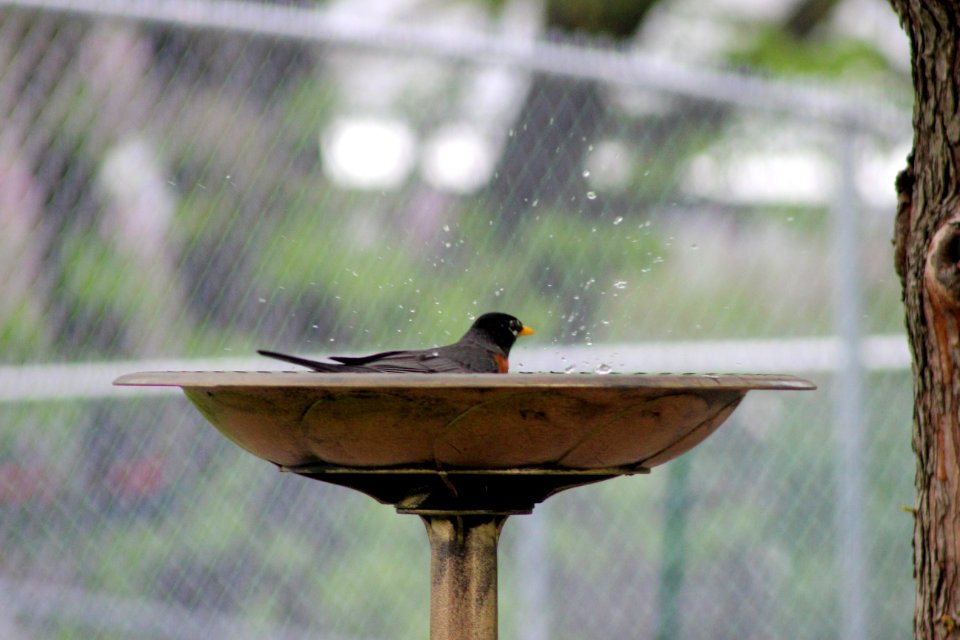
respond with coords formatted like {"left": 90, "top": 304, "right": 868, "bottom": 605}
{"left": 257, "top": 350, "right": 344, "bottom": 372}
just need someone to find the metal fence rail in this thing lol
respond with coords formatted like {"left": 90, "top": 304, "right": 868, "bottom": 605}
{"left": 0, "top": 335, "right": 909, "bottom": 401}
{"left": 0, "top": 0, "right": 908, "bottom": 134}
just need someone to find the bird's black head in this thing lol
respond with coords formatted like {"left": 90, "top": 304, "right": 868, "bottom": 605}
{"left": 465, "top": 312, "right": 534, "bottom": 354}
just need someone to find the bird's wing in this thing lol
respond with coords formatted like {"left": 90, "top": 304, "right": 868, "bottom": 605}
{"left": 332, "top": 347, "right": 482, "bottom": 373}
{"left": 367, "top": 346, "right": 499, "bottom": 373}
{"left": 366, "top": 350, "right": 465, "bottom": 373}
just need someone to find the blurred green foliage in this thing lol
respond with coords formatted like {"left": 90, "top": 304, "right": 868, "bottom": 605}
{"left": 731, "top": 29, "right": 895, "bottom": 79}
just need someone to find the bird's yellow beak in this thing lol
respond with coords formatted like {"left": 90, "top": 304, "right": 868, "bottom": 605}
{"left": 519, "top": 326, "right": 535, "bottom": 336}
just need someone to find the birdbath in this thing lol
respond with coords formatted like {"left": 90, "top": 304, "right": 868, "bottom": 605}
{"left": 114, "top": 371, "right": 814, "bottom": 639}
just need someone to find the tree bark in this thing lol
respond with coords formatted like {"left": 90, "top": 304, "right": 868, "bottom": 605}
{"left": 484, "top": 0, "right": 657, "bottom": 233}
{"left": 889, "top": 2, "right": 960, "bottom": 637}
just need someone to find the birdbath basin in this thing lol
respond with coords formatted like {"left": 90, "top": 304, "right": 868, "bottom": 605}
{"left": 114, "top": 371, "right": 815, "bottom": 638}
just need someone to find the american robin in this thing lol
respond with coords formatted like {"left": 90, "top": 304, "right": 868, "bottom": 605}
{"left": 258, "top": 312, "right": 534, "bottom": 373}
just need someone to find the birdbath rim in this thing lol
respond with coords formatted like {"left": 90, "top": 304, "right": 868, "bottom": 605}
{"left": 113, "top": 370, "right": 816, "bottom": 391}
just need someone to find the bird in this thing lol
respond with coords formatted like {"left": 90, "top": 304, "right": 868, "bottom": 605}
{"left": 257, "top": 312, "right": 534, "bottom": 373}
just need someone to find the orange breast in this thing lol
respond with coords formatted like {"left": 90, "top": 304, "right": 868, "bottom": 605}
{"left": 492, "top": 353, "right": 509, "bottom": 373}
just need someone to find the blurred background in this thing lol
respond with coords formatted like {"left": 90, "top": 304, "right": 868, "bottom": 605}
{"left": 0, "top": 0, "right": 913, "bottom": 638}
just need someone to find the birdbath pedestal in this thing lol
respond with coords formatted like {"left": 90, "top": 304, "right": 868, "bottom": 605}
{"left": 114, "top": 372, "right": 814, "bottom": 639}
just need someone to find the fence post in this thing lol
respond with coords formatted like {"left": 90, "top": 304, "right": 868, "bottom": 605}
{"left": 833, "top": 129, "right": 867, "bottom": 640}
{"left": 516, "top": 510, "right": 551, "bottom": 640}
{"left": 654, "top": 454, "right": 692, "bottom": 640}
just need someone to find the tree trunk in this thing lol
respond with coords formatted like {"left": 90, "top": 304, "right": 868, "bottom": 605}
{"left": 889, "top": 2, "right": 960, "bottom": 637}
{"left": 486, "top": 70, "right": 607, "bottom": 223}
{"left": 484, "top": 0, "right": 657, "bottom": 234}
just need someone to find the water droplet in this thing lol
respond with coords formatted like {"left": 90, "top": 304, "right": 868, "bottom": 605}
{"left": 586, "top": 191, "right": 597, "bottom": 200}
{"left": 564, "top": 365, "right": 577, "bottom": 374}
{"left": 613, "top": 216, "right": 623, "bottom": 225}
{"left": 690, "top": 243, "right": 699, "bottom": 250}
{"left": 258, "top": 297, "right": 267, "bottom": 303}
{"left": 613, "top": 280, "right": 627, "bottom": 290}
{"left": 582, "top": 170, "right": 591, "bottom": 178}
{"left": 594, "top": 364, "right": 612, "bottom": 374}
{"left": 442, "top": 224, "right": 450, "bottom": 232}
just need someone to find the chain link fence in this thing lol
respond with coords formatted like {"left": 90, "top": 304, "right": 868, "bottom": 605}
{"left": 0, "top": 1, "right": 913, "bottom": 638}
